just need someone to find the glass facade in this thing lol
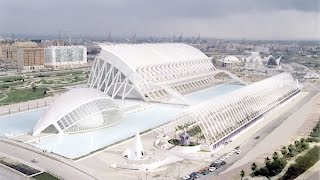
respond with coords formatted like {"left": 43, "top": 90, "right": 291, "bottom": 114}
{"left": 56, "top": 98, "right": 123, "bottom": 133}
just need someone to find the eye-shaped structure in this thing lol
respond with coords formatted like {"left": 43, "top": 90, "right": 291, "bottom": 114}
{"left": 32, "top": 88, "right": 123, "bottom": 136}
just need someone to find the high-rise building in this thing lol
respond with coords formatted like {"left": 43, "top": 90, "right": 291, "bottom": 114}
{"left": 17, "top": 47, "right": 45, "bottom": 71}
{"left": 0, "top": 42, "right": 38, "bottom": 64}
{"left": 45, "top": 46, "right": 87, "bottom": 69}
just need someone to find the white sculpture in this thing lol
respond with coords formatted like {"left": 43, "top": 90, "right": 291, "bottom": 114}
{"left": 122, "top": 131, "right": 145, "bottom": 160}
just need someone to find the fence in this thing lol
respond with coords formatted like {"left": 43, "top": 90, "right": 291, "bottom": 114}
{"left": 0, "top": 97, "right": 55, "bottom": 116}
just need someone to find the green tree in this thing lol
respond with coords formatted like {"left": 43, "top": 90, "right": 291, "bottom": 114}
{"left": 273, "top": 152, "right": 279, "bottom": 161}
{"left": 240, "top": 170, "right": 245, "bottom": 180}
{"left": 288, "top": 144, "right": 294, "bottom": 153}
{"left": 251, "top": 162, "right": 257, "bottom": 172}
{"left": 281, "top": 146, "right": 287, "bottom": 156}
{"left": 265, "top": 157, "right": 271, "bottom": 166}
{"left": 295, "top": 140, "right": 304, "bottom": 152}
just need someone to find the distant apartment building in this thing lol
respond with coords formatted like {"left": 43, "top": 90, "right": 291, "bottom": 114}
{"left": 0, "top": 44, "right": 17, "bottom": 62}
{"left": 45, "top": 46, "right": 87, "bottom": 69}
{"left": 17, "top": 47, "right": 45, "bottom": 71}
{"left": 0, "top": 42, "right": 38, "bottom": 63}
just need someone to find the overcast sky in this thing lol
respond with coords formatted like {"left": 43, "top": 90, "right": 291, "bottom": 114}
{"left": 0, "top": 0, "right": 319, "bottom": 40}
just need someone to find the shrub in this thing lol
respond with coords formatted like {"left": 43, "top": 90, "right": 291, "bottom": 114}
{"left": 310, "top": 120, "right": 320, "bottom": 138}
{"left": 281, "top": 147, "right": 287, "bottom": 156}
{"left": 168, "top": 139, "right": 179, "bottom": 145}
{"left": 254, "top": 157, "right": 287, "bottom": 177}
{"left": 306, "top": 137, "right": 320, "bottom": 143}
{"left": 251, "top": 163, "right": 257, "bottom": 172}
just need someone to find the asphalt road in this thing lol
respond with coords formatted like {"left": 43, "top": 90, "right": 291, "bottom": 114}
{"left": 0, "top": 140, "right": 96, "bottom": 180}
{"left": 200, "top": 90, "right": 318, "bottom": 180}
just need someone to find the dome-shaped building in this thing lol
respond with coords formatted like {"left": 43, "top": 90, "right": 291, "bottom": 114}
{"left": 32, "top": 88, "right": 123, "bottom": 136}
{"left": 223, "top": 56, "right": 240, "bottom": 63}
{"left": 266, "top": 55, "right": 281, "bottom": 67}
{"left": 245, "top": 52, "right": 263, "bottom": 68}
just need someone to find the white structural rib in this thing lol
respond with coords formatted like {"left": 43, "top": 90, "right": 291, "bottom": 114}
{"left": 32, "top": 88, "right": 123, "bottom": 136}
{"left": 168, "top": 73, "right": 300, "bottom": 149}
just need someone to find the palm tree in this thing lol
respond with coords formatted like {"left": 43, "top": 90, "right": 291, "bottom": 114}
{"left": 288, "top": 144, "right": 294, "bottom": 153}
{"left": 240, "top": 170, "right": 245, "bottom": 180}
{"left": 273, "top": 152, "right": 279, "bottom": 160}
{"left": 265, "top": 157, "right": 271, "bottom": 166}
{"left": 251, "top": 162, "right": 257, "bottom": 172}
{"left": 281, "top": 146, "right": 287, "bottom": 156}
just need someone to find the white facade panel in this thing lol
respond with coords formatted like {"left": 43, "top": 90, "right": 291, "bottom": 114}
{"left": 45, "top": 46, "right": 87, "bottom": 66}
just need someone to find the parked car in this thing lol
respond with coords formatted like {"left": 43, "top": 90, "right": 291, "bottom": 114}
{"left": 209, "top": 167, "right": 216, "bottom": 172}
{"left": 214, "top": 160, "right": 221, "bottom": 164}
{"left": 221, "top": 161, "right": 226, "bottom": 166}
{"left": 255, "top": 136, "right": 260, "bottom": 139}
{"left": 182, "top": 175, "right": 190, "bottom": 180}
{"left": 232, "top": 149, "right": 237, "bottom": 153}
{"left": 190, "top": 172, "right": 201, "bottom": 178}
{"left": 214, "top": 163, "right": 221, "bottom": 169}
{"left": 236, "top": 150, "right": 241, "bottom": 154}
{"left": 200, "top": 170, "right": 209, "bottom": 175}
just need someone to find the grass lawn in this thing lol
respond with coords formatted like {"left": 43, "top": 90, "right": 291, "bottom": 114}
{"left": 33, "top": 172, "right": 60, "bottom": 180}
{"left": 0, "top": 87, "right": 49, "bottom": 105}
{"left": 0, "top": 92, "right": 5, "bottom": 99}
{"left": 281, "top": 146, "right": 320, "bottom": 180}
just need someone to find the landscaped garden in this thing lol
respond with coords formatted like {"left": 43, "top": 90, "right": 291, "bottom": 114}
{"left": 0, "top": 69, "right": 89, "bottom": 105}
{"left": 0, "top": 87, "right": 49, "bottom": 105}
{"left": 242, "top": 118, "right": 320, "bottom": 179}
{"left": 281, "top": 146, "right": 320, "bottom": 180}
{"left": 168, "top": 139, "right": 199, "bottom": 146}
{"left": 33, "top": 172, "right": 60, "bottom": 180}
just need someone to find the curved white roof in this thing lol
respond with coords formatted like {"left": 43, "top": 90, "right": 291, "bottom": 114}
{"left": 266, "top": 55, "right": 281, "bottom": 66}
{"left": 32, "top": 88, "right": 119, "bottom": 135}
{"left": 223, "top": 55, "right": 240, "bottom": 63}
{"left": 99, "top": 43, "right": 209, "bottom": 71}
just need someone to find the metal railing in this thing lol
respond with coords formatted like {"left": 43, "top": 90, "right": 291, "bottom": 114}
{"left": 0, "top": 97, "right": 55, "bottom": 116}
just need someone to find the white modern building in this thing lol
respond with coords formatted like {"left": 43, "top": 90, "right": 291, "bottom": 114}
{"left": 265, "top": 55, "right": 282, "bottom": 68}
{"left": 32, "top": 88, "right": 123, "bottom": 136}
{"left": 245, "top": 52, "right": 263, "bottom": 69}
{"left": 29, "top": 43, "right": 301, "bottom": 158}
{"left": 45, "top": 46, "right": 87, "bottom": 69}
{"left": 167, "top": 73, "right": 300, "bottom": 149}
{"left": 88, "top": 43, "right": 241, "bottom": 103}
{"left": 216, "top": 55, "right": 242, "bottom": 69}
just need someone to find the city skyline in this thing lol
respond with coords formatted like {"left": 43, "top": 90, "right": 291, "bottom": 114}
{"left": 0, "top": 0, "right": 319, "bottom": 40}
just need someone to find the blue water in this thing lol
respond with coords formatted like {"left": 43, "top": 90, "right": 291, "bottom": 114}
{"left": 0, "top": 84, "right": 243, "bottom": 159}
{"left": 187, "top": 84, "right": 242, "bottom": 104}
{"left": 0, "top": 109, "right": 46, "bottom": 137}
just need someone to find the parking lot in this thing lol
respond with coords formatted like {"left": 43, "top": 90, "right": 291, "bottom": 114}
{"left": 181, "top": 147, "right": 242, "bottom": 180}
